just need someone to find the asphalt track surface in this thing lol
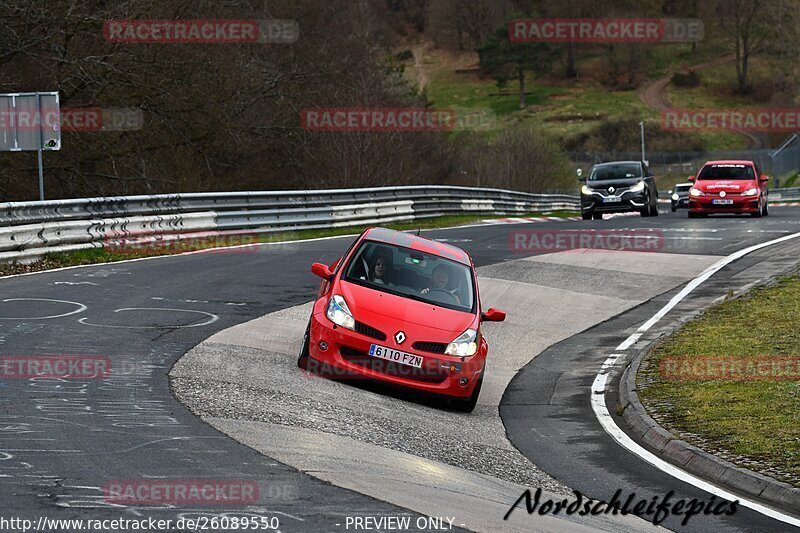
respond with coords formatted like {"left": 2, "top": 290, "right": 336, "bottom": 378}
{"left": 2, "top": 207, "right": 800, "bottom": 531}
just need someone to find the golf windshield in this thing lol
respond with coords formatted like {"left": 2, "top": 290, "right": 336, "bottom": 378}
{"left": 344, "top": 240, "right": 475, "bottom": 312}
{"left": 589, "top": 163, "right": 642, "bottom": 181}
{"left": 698, "top": 164, "right": 755, "bottom": 180}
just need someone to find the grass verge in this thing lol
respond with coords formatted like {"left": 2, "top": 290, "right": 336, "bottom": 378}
{"left": 638, "top": 273, "right": 800, "bottom": 486}
{"left": 0, "top": 210, "right": 579, "bottom": 277}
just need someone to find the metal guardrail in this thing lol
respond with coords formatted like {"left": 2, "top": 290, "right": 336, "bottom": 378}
{"left": 0, "top": 186, "right": 580, "bottom": 262}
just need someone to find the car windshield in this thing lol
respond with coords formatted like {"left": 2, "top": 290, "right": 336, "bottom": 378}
{"left": 698, "top": 164, "right": 755, "bottom": 180}
{"left": 343, "top": 240, "right": 475, "bottom": 313}
{"left": 589, "top": 163, "right": 642, "bottom": 181}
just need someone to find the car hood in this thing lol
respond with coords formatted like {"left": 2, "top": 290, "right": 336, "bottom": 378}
{"left": 338, "top": 281, "right": 477, "bottom": 336}
{"left": 693, "top": 180, "right": 757, "bottom": 193}
{"left": 586, "top": 177, "right": 644, "bottom": 189}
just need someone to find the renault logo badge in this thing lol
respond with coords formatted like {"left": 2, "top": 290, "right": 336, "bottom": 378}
{"left": 608, "top": 187, "right": 615, "bottom": 194}
{"left": 395, "top": 331, "right": 406, "bottom": 344}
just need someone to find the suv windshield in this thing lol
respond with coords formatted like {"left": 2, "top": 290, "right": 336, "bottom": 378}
{"left": 343, "top": 240, "right": 475, "bottom": 312}
{"left": 589, "top": 163, "right": 642, "bottom": 181}
{"left": 698, "top": 164, "right": 755, "bottom": 180}
{"left": 676, "top": 184, "right": 692, "bottom": 192}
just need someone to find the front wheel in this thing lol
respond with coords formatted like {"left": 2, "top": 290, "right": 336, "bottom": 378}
{"left": 592, "top": 213, "right": 604, "bottom": 220}
{"left": 297, "top": 321, "right": 311, "bottom": 370}
{"left": 451, "top": 375, "right": 483, "bottom": 413}
{"left": 671, "top": 204, "right": 677, "bottom": 213}
{"left": 763, "top": 199, "right": 769, "bottom": 216}
{"left": 582, "top": 212, "right": 592, "bottom": 220}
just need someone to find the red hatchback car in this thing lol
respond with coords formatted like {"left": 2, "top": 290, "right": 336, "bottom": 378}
{"left": 298, "top": 227, "right": 505, "bottom": 412}
{"left": 688, "top": 160, "right": 770, "bottom": 218}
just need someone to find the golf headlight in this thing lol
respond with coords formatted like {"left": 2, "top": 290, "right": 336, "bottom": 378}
{"left": 629, "top": 180, "right": 645, "bottom": 193}
{"left": 445, "top": 329, "right": 478, "bottom": 357}
{"left": 690, "top": 188, "right": 703, "bottom": 197}
{"left": 671, "top": 193, "right": 680, "bottom": 201}
{"left": 581, "top": 185, "right": 593, "bottom": 195}
{"left": 326, "top": 295, "right": 355, "bottom": 330}
{"left": 743, "top": 187, "right": 758, "bottom": 196}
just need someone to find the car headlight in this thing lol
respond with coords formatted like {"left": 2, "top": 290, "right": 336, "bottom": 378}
{"left": 742, "top": 187, "right": 758, "bottom": 196}
{"left": 690, "top": 188, "right": 703, "bottom": 197}
{"left": 671, "top": 193, "right": 679, "bottom": 201}
{"left": 629, "top": 180, "right": 645, "bottom": 193}
{"left": 445, "top": 329, "right": 478, "bottom": 357}
{"left": 326, "top": 295, "right": 355, "bottom": 330}
{"left": 580, "top": 185, "right": 593, "bottom": 195}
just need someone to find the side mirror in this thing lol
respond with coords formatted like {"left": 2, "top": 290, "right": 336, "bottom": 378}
{"left": 481, "top": 308, "right": 506, "bottom": 322}
{"left": 576, "top": 168, "right": 585, "bottom": 181}
{"left": 311, "top": 262, "right": 333, "bottom": 281}
{"left": 687, "top": 175, "right": 695, "bottom": 182}
{"left": 759, "top": 174, "right": 769, "bottom": 183}
{"left": 668, "top": 189, "right": 673, "bottom": 194}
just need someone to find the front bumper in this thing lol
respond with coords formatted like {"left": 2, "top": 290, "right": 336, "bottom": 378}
{"left": 307, "top": 312, "right": 483, "bottom": 399}
{"left": 581, "top": 191, "right": 647, "bottom": 213}
{"left": 689, "top": 196, "right": 760, "bottom": 213}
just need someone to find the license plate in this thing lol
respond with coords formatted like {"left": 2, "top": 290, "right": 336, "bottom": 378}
{"left": 368, "top": 344, "right": 423, "bottom": 368}
{"left": 712, "top": 199, "right": 734, "bottom": 205}
{"left": 602, "top": 197, "right": 622, "bottom": 203}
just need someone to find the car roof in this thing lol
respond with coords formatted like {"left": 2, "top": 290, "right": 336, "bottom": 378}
{"left": 363, "top": 227, "right": 472, "bottom": 266}
{"left": 592, "top": 161, "right": 643, "bottom": 167}
{"left": 675, "top": 182, "right": 692, "bottom": 187}
{"left": 702, "top": 160, "right": 755, "bottom": 166}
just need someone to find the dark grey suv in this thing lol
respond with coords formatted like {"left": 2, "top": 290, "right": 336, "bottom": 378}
{"left": 578, "top": 161, "right": 659, "bottom": 220}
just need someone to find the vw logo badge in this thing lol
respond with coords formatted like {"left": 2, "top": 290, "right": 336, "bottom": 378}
{"left": 719, "top": 191, "right": 726, "bottom": 197}
{"left": 608, "top": 187, "right": 615, "bottom": 194}
{"left": 395, "top": 331, "right": 406, "bottom": 344}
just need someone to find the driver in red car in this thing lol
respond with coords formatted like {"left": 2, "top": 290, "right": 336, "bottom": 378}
{"left": 421, "top": 265, "right": 461, "bottom": 305}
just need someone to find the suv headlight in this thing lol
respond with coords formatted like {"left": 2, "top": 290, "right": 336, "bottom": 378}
{"left": 326, "top": 295, "right": 355, "bottom": 330}
{"left": 671, "top": 193, "right": 680, "bottom": 201}
{"left": 445, "top": 329, "right": 478, "bottom": 357}
{"left": 742, "top": 187, "right": 758, "bottom": 196}
{"left": 690, "top": 188, "right": 704, "bottom": 197}
{"left": 581, "top": 184, "right": 593, "bottom": 195}
{"left": 629, "top": 180, "right": 645, "bottom": 193}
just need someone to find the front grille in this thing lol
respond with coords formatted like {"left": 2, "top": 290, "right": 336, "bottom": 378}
{"left": 354, "top": 320, "right": 386, "bottom": 341}
{"left": 340, "top": 346, "right": 447, "bottom": 383}
{"left": 412, "top": 341, "right": 448, "bottom": 354}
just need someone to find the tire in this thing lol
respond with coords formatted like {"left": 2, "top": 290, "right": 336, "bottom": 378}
{"left": 688, "top": 211, "right": 698, "bottom": 218}
{"left": 451, "top": 375, "right": 483, "bottom": 413}
{"left": 763, "top": 199, "right": 769, "bottom": 216}
{"left": 671, "top": 204, "right": 677, "bottom": 213}
{"left": 582, "top": 212, "right": 592, "bottom": 220}
{"left": 297, "top": 321, "right": 311, "bottom": 370}
{"left": 651, "top": 202, "right": 659, "bottom": 216}
{"left": 592, "top": 213, "right": 603, "bottom": 220}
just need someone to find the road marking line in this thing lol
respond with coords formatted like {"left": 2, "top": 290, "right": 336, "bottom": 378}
{"left": 592, "top": 230, "right": 800, "bottom": 527}
{"left": 615, "top": 333, "right": 640, "bottom": 351}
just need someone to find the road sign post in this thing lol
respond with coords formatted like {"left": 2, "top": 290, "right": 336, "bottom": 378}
{"left": 0, "top": 92, "right": 61, "bottom": 200}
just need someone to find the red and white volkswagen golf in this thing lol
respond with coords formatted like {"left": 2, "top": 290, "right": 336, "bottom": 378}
{"left": 687, "top": 160, "right": 770, "bottom": 218}
{"left": 298, "top": 227, "right": 505, "bottom": 412}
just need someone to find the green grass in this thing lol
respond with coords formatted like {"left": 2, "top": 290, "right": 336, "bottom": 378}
{"left": 0, "top": 210, "right": 579, "bottom": 277}
{"left": 638, "top": 274, "right": 800, "bottom": 485}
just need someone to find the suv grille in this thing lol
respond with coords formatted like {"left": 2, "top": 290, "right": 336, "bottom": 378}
{"left": 354, "top": 321, "right": 386, "bottom": 341}
{"left": 412, "top": 341, "right": 448, "bottom": 354}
